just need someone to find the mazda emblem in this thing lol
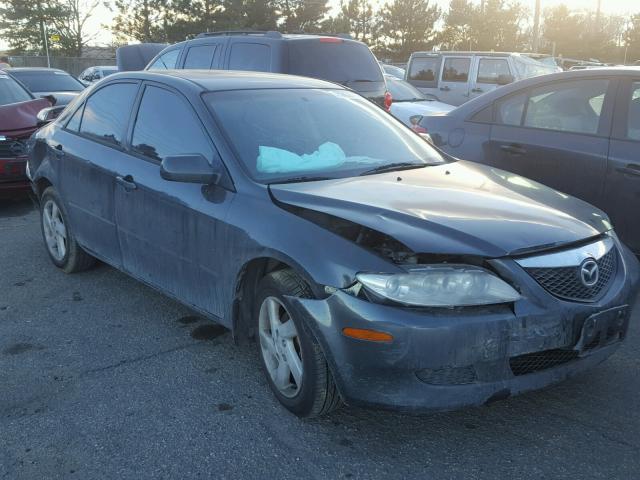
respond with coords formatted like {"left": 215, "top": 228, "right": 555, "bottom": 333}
{"left": 579, "top": 258, "right": 599, "bottom": 287}
{"left": 9, "top": 141, "right": 25, "bottom": 156}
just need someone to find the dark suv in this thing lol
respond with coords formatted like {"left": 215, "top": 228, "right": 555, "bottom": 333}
{"left": 145, "top": 31, "right": 390, "bottom": 109}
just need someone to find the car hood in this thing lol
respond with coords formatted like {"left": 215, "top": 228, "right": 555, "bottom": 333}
{"left": 0, "top": 98, "right": 51, "bottom": 136}
{"left": 34, "top": 91, "right": 80, "bottom": 106}
{"left": 269, "top": 160, "right": 610, "bottom": 258}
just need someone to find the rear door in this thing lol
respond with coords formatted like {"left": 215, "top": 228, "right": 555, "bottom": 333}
{"left": 438, "top": 56, "right": 472, "bottom": 106}
{"left": 486, "top": 77, "right": 615, "bottom": 208}
{"left": 180, "top": 41, "right": 224, "bottom": 69}
{"left": 603, "top": 77, "right": 640, "bottom": 253}
{"left": 470, "top": 56, "right": 512, "bottom": 100}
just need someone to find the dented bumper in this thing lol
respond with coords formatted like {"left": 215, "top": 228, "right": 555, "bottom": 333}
{"left": 287, "top": 250, "right": 640, "bottom": 412}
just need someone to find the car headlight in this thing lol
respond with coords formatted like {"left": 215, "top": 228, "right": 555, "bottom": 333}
{"left": 356, "top": 265, "right": 520, "bottom": 307}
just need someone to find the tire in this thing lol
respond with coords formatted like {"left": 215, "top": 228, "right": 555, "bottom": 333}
{"left": 40, "top": 187, "right": 96, "bottom": 273}
{"left": 255, "top": 269, "right": 341, "bottom": 418}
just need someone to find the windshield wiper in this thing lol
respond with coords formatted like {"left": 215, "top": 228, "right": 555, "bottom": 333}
{"left": 270, "top": 175, "right": 335, "bottom": 184}
{"left": 359, "top": 162, "right": 426, "bottom": 176}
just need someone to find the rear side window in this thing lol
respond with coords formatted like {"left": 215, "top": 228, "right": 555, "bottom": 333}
{"left": 477, "top": 58, "right": 511, "bottom": 84}
{"left": 184, "top": 45, "right": 217, "bottom": 69}
{"left": 628, "top": 82, "right": 640, "bottom": 141}
{"left": 407, "top": 57, "right": 441, "bottom": 88}
{"left": 288, "top": 40, "right": 383, "bottom": 83}
{"left": 229, "top": 43, "right": 271, "bottom": 71}
{"left": 524, "top": 79, "right": 609, "bottom": 135}
{"left": 65, "top": 105, "right": 84, "bottom": 132}
{"left": 80, "top": 83, "right": 138, "bottom": 146}
{"left": 442, "top": 58, "right": 470, "bottom": 82}
{"left": 131, "top": 85, "right": 213, "bottom": 162}
{"left": 148, "top": 49, "right": 180, "bottom": 70}
{"left": 495, "top": 92, "right": 527, "bottom": 126}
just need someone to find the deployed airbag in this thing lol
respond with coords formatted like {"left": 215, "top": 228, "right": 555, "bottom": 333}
{"left": 257, "top": 142, "right": 378, "bottom": 173}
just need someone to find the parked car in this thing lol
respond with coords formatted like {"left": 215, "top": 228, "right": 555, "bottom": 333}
{"left": 417, "top": 68, "right": 640, "bottom": 254}
{"left": 7, "top": 67, "right": 84, "bottom": 106}
{"left": 141, "top": 31, "right": 391, "bottom": 110}
{"left": 78, "top": 65, "right": 118, "bottom": 86}
{"left": 0, "top": 70, "right": 51, "bottom": 198}
{"left": 380, "top": 62, "right": 405, "bottom": 79}
{"left": 28, "top": 70, "right": 639, "bottom": 417}
{"left": 405, "top": 51, "right": 558, "bottom": 106}
{"left": 384, "top": 74, "right": 454, "bottom": 127}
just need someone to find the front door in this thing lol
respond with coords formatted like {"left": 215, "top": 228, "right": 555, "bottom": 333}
{"left": 56, "top": 81, "right": 140, "bottom": 267}
{"left": 114, "top": 83, "right": 234, "bottom": 317}
{"left": 603, "top": 78, "right": 640, "bottom": 253}
{"left": 438, "top": 56, "right": 472, "bottom": 106}
{"left": 487, "top": 77, "right": 615, "bottom": 208}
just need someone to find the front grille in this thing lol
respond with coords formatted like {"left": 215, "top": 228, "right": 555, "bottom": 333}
{"left": 416, "top": 365, "right": 477, "bottom": 385}
{"left": 0, "top": 138, "right": 27, "bottom": 158}
{"left": 525, "top": 247, "right": 617, "bottom": 302}
{"left": 509, "top": 349, "right": 579, "bottom": 376}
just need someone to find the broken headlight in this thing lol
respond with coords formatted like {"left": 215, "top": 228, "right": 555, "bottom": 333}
{"left": 356, "top": 265, "right": 520, "bottom": 307}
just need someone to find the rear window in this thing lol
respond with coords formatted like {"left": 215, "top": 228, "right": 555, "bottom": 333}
{"left": 0, "top": 75, "right": 32, "bottom": 105}
{"left": 407, "top": 57, "right": 441, "bottom": 87}
{"left": 288, "top": 40, "right": 383, "bottom": 84}
{"left": 10, "top": 71, "right": 84, "bottom": 92}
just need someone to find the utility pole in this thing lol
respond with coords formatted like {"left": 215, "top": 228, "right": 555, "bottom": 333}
{"left": 532, "top": 0, "right": 541, "bottom": 53}
{"left": 36, "top": 0, "right": 51, "bottom": 67}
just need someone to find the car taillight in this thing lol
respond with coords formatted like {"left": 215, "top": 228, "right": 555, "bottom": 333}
{"left": 319, "top": 37, "right": 343, "bottom": 43}
{"left": 384, "top": 91, "right": 392, "bottom": 111}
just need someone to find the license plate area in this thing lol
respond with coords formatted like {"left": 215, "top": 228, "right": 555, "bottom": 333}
{"left": 575, "top": 305, "right": 629, "bottom": 353}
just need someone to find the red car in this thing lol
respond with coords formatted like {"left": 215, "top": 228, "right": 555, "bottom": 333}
{"left": 0, "top": 70, "right": 51, "bottom": 198}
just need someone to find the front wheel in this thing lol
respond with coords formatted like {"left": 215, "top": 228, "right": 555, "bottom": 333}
{"left": 255, "top": 269, "right": 341, "bottom": 417}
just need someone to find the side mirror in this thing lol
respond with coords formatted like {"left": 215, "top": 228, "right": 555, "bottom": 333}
{"left": 496, "top": 74, "right": 514, "bottom": 86}
{"left": 37, "top": 106, "right": 65, "bottom": 126}
{"left": 41, "top": 94, "right": 57, "bottom": 106}
{"left": 160, "top": 154, "right": 221, "bottom": 184}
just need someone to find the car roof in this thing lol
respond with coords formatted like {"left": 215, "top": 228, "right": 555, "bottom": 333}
{"left": 410, "top": 51, "right": 523, "bottom": 58}
{"left": 106, "top": 69, "right": 347, "bottom": 91}
{"left": 452, "top": 67, "right": 640, "bottom": 115}
{"left": 6, "top": 67, "right": 68, "bottom": 74}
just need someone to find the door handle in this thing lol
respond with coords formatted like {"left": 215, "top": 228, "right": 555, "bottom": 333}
{"left": 116, "top": 175, "right": 137, "bottom": 191}
{"left": 53, "top": 144, "right": 65, "bottom": 157}
{"left": 500, "top": 144, "right": 527, "bottom": 155}
{"left": 440, "top": 86, "right": 450, "bottom": 91}
{"left": 616, "top": 165, "right": 640, "bottom": 178}
{"left": 472, "top": 88, "right": 483, "bottom": 93}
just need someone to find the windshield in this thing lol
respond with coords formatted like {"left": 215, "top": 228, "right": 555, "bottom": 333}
{"left": 11, "top": 71, "right": 84, "bottom": 92}
{"left": 513, "top": 55, "right": 558, "bottom": 79}
{"left": 386, "top": 76, "right": 427, "bottom": 101}
{"left": 0, "top": 75, "right": 32, "bottom": 105}
{"left": 288, "top": 40, "right": 383, "bottom": 84}
{"left": 205, "top": 88, "right": 444, "bottom": 183}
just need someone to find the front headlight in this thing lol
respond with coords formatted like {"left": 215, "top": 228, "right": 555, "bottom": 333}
{"left": 356, "top": 265, "right": 520, "bottom": 307}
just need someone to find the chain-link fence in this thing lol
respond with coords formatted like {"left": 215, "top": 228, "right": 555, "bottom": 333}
{"left": 7, "top": 56, "right": 116, "bottom": 77}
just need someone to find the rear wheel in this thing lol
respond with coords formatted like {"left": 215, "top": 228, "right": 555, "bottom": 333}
{"left": 255, "top": 269, "right": 341, "bottom": 417}
{"left": 40, "top": 187, "right": 95, "bottom": 273}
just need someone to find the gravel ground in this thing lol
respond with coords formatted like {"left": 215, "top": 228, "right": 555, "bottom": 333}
{"left": 1, "top": 197, "right": 638, "bottom": 480}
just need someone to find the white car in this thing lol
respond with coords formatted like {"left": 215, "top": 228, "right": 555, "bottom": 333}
{"left": 78, "top": 66, "right": 118, "bottom": 86}
{"left": 386, "top": 75, "right": 454, "bottom": 127}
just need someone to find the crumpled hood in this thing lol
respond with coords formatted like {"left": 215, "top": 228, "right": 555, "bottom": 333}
{"left": 0, "top": 98, "right": 50, "bottom": 136}
{"left": 270, "top": 160, "right": 610, "bottom": 258}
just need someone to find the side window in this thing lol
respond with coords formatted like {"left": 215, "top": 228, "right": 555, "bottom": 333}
{"left": 80, "top": 83, "right": 138, "bottom": 146}
{"left": 442, "top": 58, "right": 470, "bottom": 82}
{"left": 148, "top": 49, "right": 180, "bottom": 70}
{"left": 470, "top": 104, "right": 494, "bottom": 123}
{"left": 628, "top": 81, "right": 640, "bottom": 141}
{"left": 524, "top": 79, "right": 609, "bottom": 135}
{"left": 228, "top": 43, "right": 271, "bottom": 72}
{"left": 65, "top": 104, "right": 84, "bottom": 132}
{"left": 184, "top": 45, "right": 217, "bottom": 69}
{"left": 496, "top": 92, "right": 527, "bottom": 126}
{"left": 407, "top": 57, "right": 441, "bottom": 87}
{"left": 477, "top": 59, "right": 511, "bottom": 84}
{"left": 131, "top": 85, "right": 213, "bottom": 162}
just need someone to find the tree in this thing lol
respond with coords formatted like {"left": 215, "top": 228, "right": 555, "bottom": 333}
{"left": 164, "top": 0, "right": 223, "bottom": 41}
{"left": 49, "top": 0, "right": 101, "bottom": 56}
{"left": 0, "top": 0, "right": 67, "bottom": 54}
{"left": 469, "top": 0, "right": 528, "bottom": 51}
{"left": 377, "top": 0, "right": 440, "bottom": 60}
{"left": 215, "top": 0, "right": 278, "bottom": 31}
{"left": 627, "top": 14, "right": 640, "bottom": 63}
{"left": 439, "top": 0, "right": 474, "bottom": 50}
{"left": 113, "top": 0, "right": 169, "bottom": 42}
{"left": 334, "top": 0, "right": 376, "bottom": 42}
{"left": 279, "top": 0, "right": 330, "bottom": 33}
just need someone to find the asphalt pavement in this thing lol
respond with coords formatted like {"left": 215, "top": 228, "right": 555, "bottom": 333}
{"left": 1, "top": 197, "right": 639, "bottom": 480}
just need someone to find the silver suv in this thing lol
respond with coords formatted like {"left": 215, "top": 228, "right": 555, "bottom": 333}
{"left": 406, "top": 52, "right": 558, "bottom": 106}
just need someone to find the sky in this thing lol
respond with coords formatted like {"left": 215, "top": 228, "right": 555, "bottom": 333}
{"left": 1, "top": 0, "right": 638, "bottom": 52}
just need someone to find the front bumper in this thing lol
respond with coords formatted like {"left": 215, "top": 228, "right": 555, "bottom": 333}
{"left": 288, "top": 243, "right": 640, "bottom": 412}
{"left": 0, "top": 156, "right": 30, "bottom": 198}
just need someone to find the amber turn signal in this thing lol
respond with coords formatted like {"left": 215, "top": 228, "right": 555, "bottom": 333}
{"left": 342, "top": 327, "right": 393, "bottom": 343}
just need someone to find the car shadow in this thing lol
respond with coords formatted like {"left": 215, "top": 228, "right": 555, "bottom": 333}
{"left": 0, "top": 196, "right": 36, "bottom": 218}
